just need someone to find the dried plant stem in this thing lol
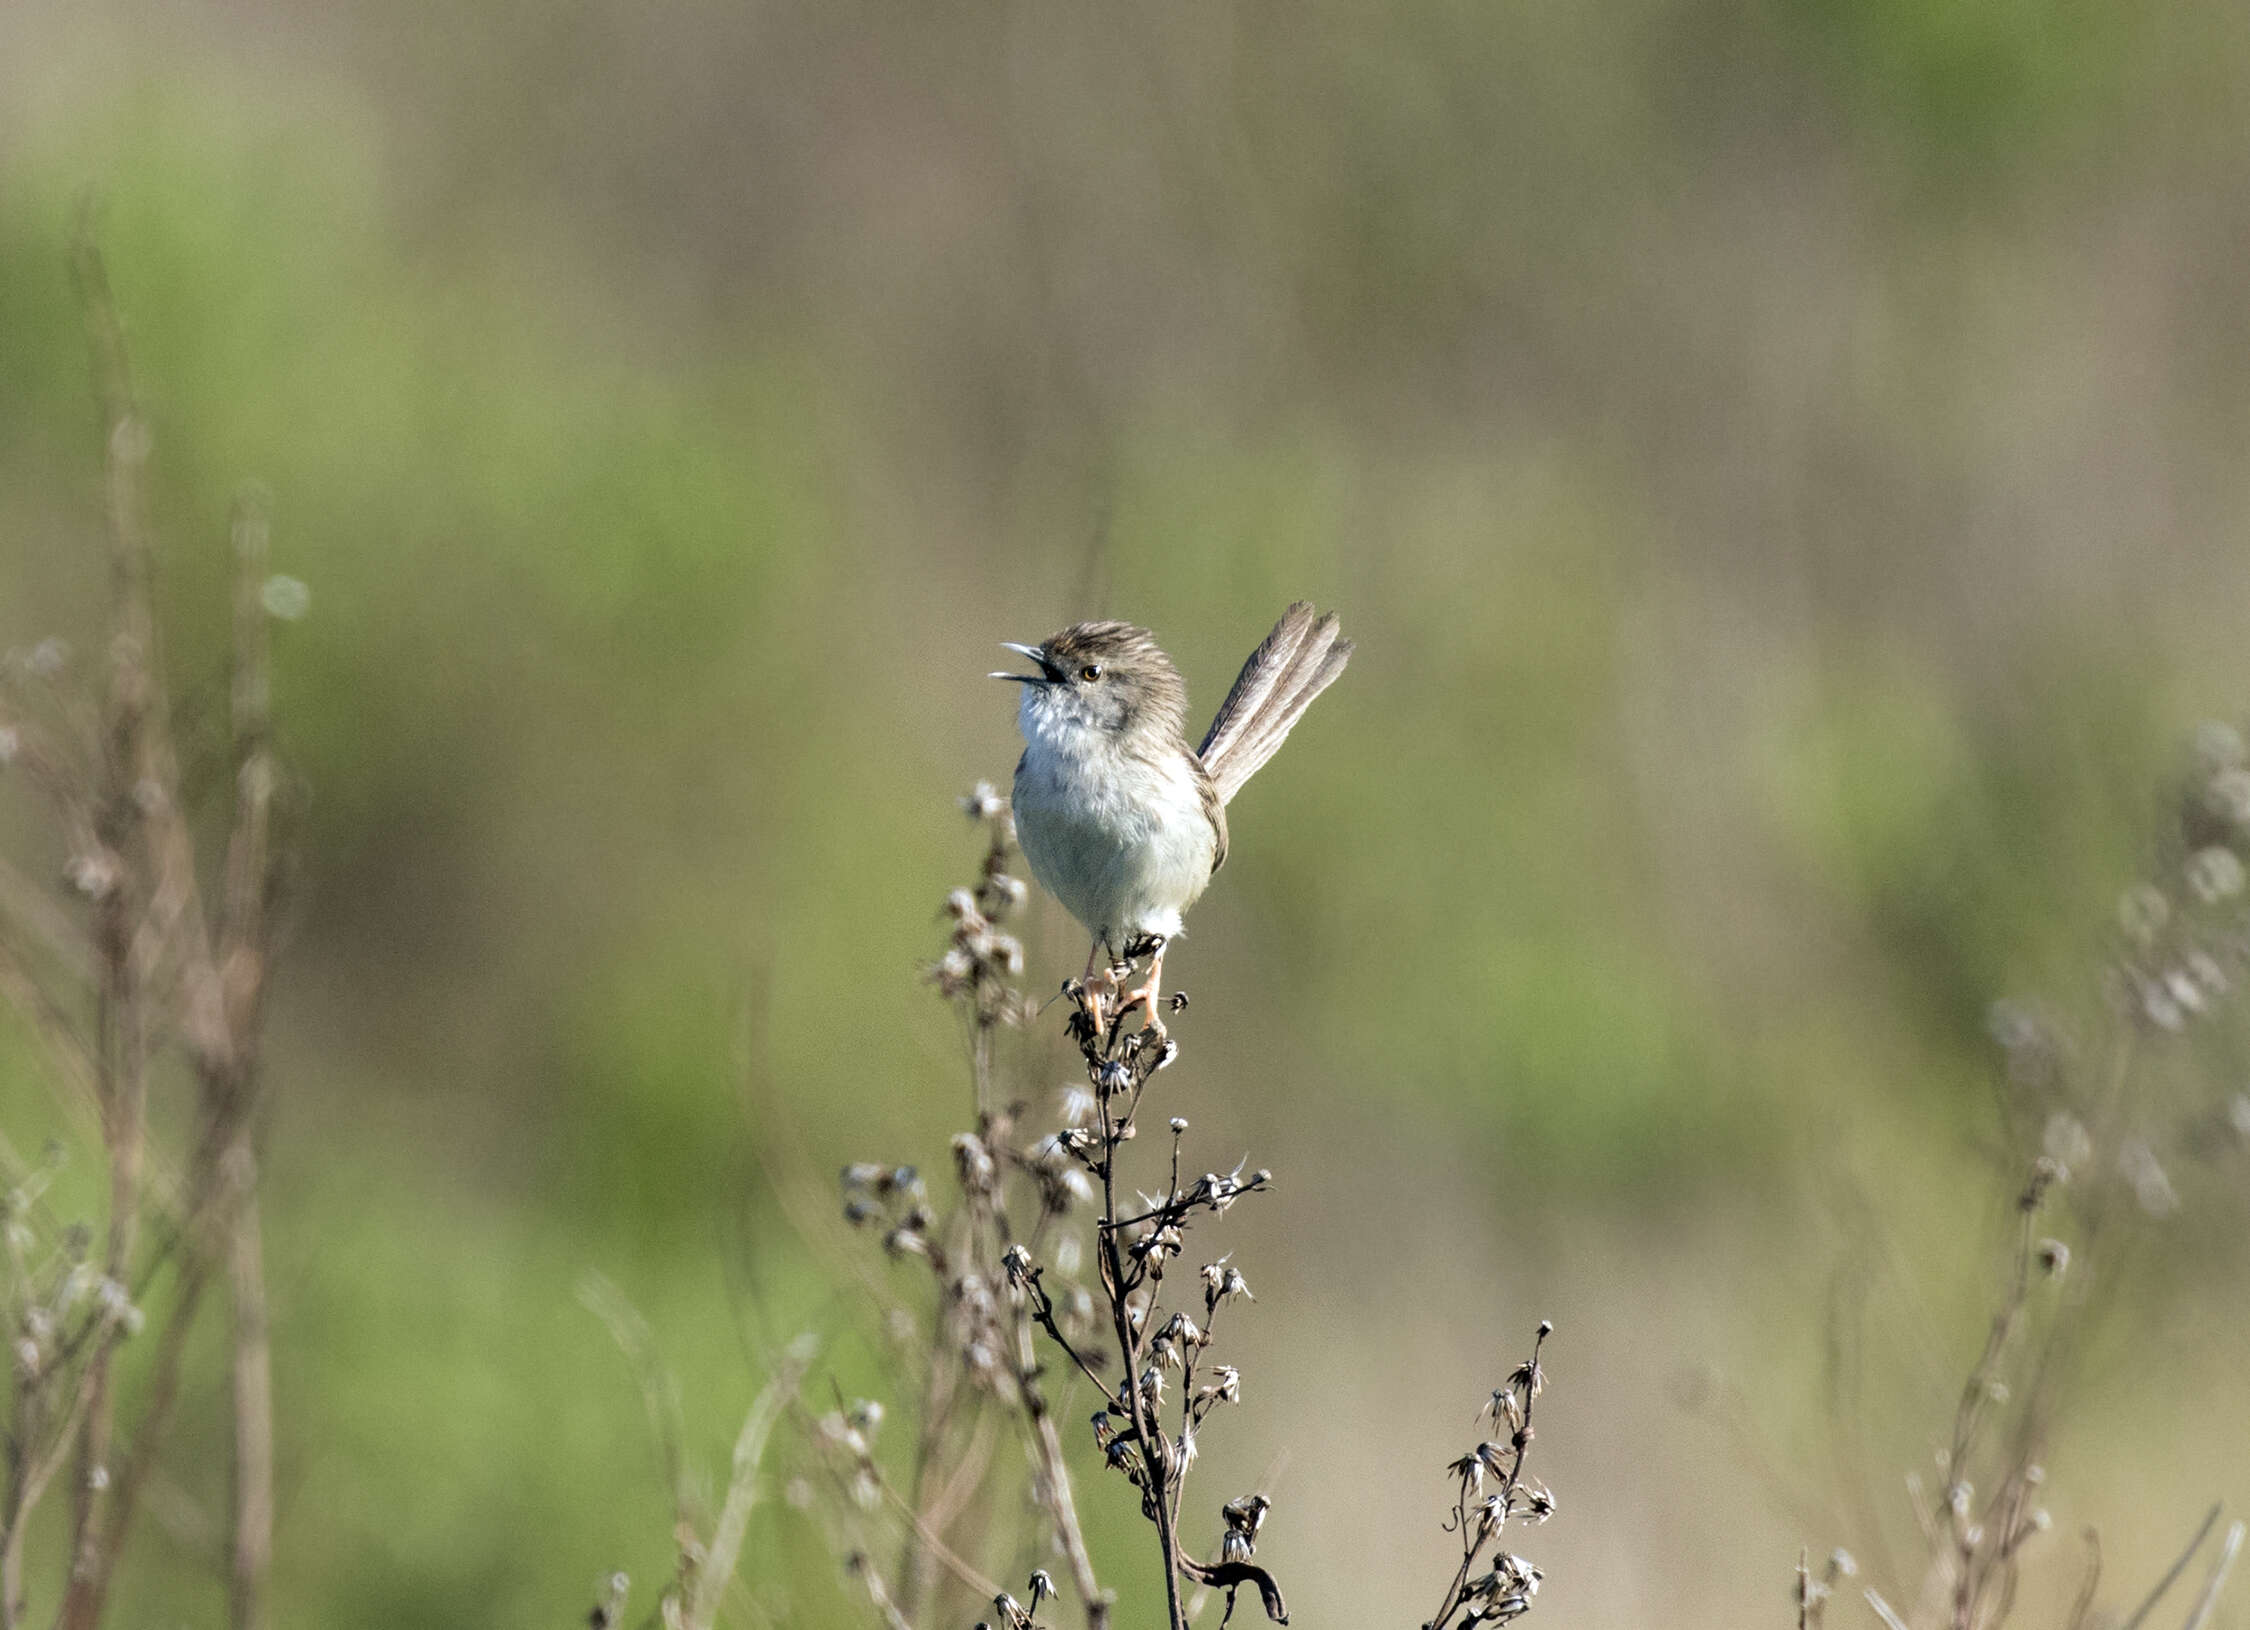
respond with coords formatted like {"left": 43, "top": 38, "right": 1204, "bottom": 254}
{"left": 222, "top": 488, "right": 279, "bottom": 1630}
{"left": 1008, "top": 1309, "right": 1104, "bottom": 1630}
{"left": 60, "top": 209, "right": 162, "bottom": 1628}
{"left": 2179, "top": 1523, "right": 2244, "bottom": 1630}
{"left": 1092, "top": 1080, "right": 1188, "bottom": 1630}
{"left": 588, "top": 1280, "right": 808, "bottom": 1629}
{"left": 2, "top": 1304, "right": 135, "bottom": 1626}
{"left": 682, "top": 1372, "right": 794, "bottom": 1630}
{"left": 13, "top": 215, "right": 291, "bottom": 1630}
{"left": 858, "top": 805, "right": 1117, "bottom": 1630}
{"left": 873, "top": 1471, "right": 1004, "bottom": 1600}
{"left": 848, "top": 1554, "right": 917, "bottom": 1630}
{"left": 226, "top": 1178, "right": 273, "bottom": 1630}
{"left": 81, "top": 1256, "right": 219, "bottom": 1595}
{"left": 894, "top": 1257, "right": 967, "bottom": 1623}
{"left": 835, "top": 807, "right": 1311, "bottom": 1630}
{"left": 2118, "top": 1506, "right": 2223, "bottom": 1630}
{"left": 63, "top": 992, "right": 139, "bottom": 1618}
{"left": 1422, "top": 1323, "right": 1550, "bottom": 1630}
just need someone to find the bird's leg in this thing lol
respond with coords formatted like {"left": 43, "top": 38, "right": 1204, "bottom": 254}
{"left": 1120, "top": 937, "right": 1169, "bottom": 1037}
{"left": 1081, "top": 936, "right": 1116, "bottom": 1027}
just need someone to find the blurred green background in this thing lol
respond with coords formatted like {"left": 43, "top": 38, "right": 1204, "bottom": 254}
{"left": 4, "top": 0, "right": 2250, "bottom": 1624}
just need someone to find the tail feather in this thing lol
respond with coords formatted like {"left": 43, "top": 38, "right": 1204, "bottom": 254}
{"left": 1197, "top": 603, "right": 1353, "bottom": 805}
{"left": 1198, "top": 604, "right": 1317, "bottom": 770}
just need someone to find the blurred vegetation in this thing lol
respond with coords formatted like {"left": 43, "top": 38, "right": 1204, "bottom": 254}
{"left": 2, "top": 0, "right": 2249, "bottom": 1624}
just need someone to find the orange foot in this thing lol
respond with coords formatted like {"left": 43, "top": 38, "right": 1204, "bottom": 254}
{"left": 1120, "top": 945, "right": 1170, "bottom": 1038}
{"left": 1080, "top": 940, "right": 1120, "bottom": 1029}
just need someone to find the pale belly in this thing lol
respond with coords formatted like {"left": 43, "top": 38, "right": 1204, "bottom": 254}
{"left": 1013, "top": 744, "right": 1216, "bottom": 947}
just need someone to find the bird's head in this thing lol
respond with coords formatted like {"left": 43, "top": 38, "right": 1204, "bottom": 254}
{"left": 993, "top": 620, "right": 1189, "bottom": 743}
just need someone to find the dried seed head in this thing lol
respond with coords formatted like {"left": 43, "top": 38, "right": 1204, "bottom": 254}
{"left": 2140, "top": 977, "right": 2186, "bottom": 1032}
{"left": 2119, "top": 883, "right": 2171, "bottom": 945}
{"left": 64, "top": 854, "right": 118, "bottom": 900}
{"left": 2043, "top": 1113, "right": 2092, "bottom": 1169}
{"left": 952, "top": 1133, "right": 997, "bottom": 1192}
{"left": 2187, "top": 846, "right": 2246, "bottom": 903}
{"left": 2187, "top": 949, "right": 2230, "bottom": 998}
{"left": 1222, "top": 1492, "right": 1271, "bottom": 1535}
{"left": 1482, "top": 1387, "right": 1524, "bottom": 1431}
{"left": 260, "top": 574, "right": 311, "bottom": 621}
{"left": 2195, "top": 721, "right": 2247, "bottom": 775}
{"left": 2208, "top": 768, "right": 2250, "bottom": 825}
{"left": 2019, "top": 1156, "right": 2066, "bottom": 1212}
{"left": 2118, "top": 1139, "right": 2180, "bottom": 1216}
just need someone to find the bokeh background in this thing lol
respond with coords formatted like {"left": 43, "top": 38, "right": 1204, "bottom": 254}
{"left": 4, "top": 1, "right": 2250, "bottom": 1625}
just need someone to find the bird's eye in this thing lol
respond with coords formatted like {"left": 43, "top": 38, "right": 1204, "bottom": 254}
{"left": 1080, "top": 664, "right": 1102, "bottom": 682}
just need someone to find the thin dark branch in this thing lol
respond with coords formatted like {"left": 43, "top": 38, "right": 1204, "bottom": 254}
{"left": 2118, "top": 1505, "right": 2223, "bottom": 1630}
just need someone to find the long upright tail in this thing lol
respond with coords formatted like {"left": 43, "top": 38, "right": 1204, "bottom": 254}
{"left": 1196, "top": 602, "right": 1353, "bottom": 806}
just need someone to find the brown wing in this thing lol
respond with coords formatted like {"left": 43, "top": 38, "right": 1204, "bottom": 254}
{"left": 1194, "top": 753, "right": 1229, "bottom": 875}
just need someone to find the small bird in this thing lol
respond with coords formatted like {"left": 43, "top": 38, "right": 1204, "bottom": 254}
{"left": 993, "top": 603, "right": 1352, "bottom": 1030}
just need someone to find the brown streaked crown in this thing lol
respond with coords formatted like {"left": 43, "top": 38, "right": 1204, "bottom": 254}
{"left": 1040, "top": 621, "right": 1191, "bottom": 738}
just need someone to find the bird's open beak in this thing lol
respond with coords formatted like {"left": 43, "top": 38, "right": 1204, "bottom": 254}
{"left": 991, "top": 642, "right": 1061, "bottom": 684}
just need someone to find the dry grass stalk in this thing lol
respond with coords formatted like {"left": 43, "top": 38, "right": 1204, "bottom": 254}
{"left": 807, "top": 787, "right": 1113, "bottom": 1630}
{"left": 582, "top": 1272, "right": 811, "bottom": 1630}
{"left": 1810, "top": 720, "right": 2250, "bottom": 1630}
{"left": 0, "top": 214, "right": 294, "bottom": 1630}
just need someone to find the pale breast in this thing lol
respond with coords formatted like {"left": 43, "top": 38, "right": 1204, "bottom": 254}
{"left": 1013, "top": 725, "right": 1218, "bottom": 947}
